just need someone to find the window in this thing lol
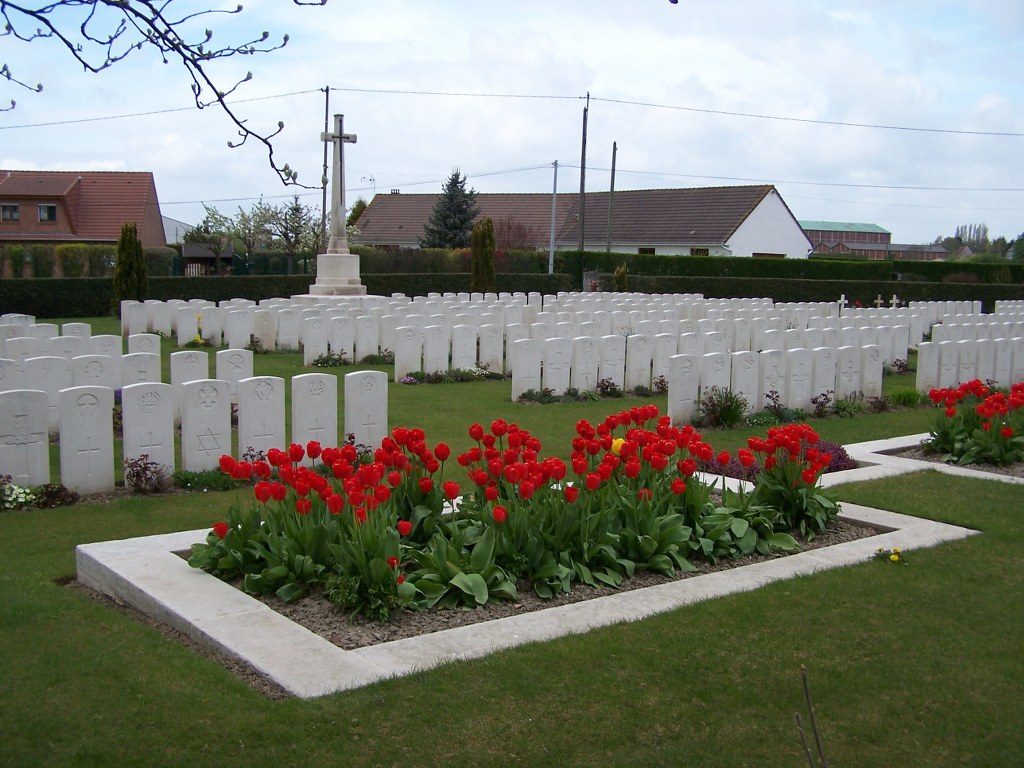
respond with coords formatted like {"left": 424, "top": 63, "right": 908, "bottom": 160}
{"left": 38, "top": 204, "right": 58, "bottom": 223}
{"left": 0, "top": 204, "right": 18, "bottom": 222}
{"left": 638, "top": 247, "right": 656, "bottom": 255}
{"left": 690, "top": 247, "right": 709, "bottom": 256}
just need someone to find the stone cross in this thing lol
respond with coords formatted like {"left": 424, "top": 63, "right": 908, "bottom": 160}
{"left": 874, "top": 294, "right": 885, "bottom": 308}
{"left": 321, "top": 114, "right": 357, "bottom": 254}
{"left": 890, "top": 294, "right": 900, "bottom": 309}
{"left": 309, "top": 114, "right": 366, "bottom": 296}
{"left": 838, "top": 294, "right": 848, "bottom": 311}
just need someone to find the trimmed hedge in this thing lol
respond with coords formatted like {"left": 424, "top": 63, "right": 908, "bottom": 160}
{"left": 559, "top": 250, "right": 896, "bottom": 283}
{"left": 0, "top": 273, "right": 575, "bottom": 317}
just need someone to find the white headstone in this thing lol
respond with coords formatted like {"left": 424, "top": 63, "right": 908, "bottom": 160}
{"left": 302, "top": 315, "right": 330, "bottom": 366}
{"left": 511, "top": 338, "right": 542, "bottom": 400}
{"left": 215, "top": 348, "right": 254, "bottom": 400}
{"left": 728, "top": 351, "right": 758, "bottom": 413}
{"left": 834, "top": 346, "right": 861, "bottom": 399}
{"left": 59, "top": 385, "right": 115, "bottom": 494}
{"left": 252, "top": 309, "right": 277, "bottom": 351}
{"left": 292, "top": 373, "right": 338, "bottom": 453}
{"left": 237, "top": 376, "right": 286, "bottom": 458}
{"left": 344, "top": 370, "right": 387, "bottom": 449}
{"left": 811, "top": 347, "right": 837, "bottom": 401}
{"left": 0, "top": 389, "right": 50, "bottom": 486}
{"left": 571, "top": 336, "right": 600, "bottom": 393}
{"left": 180, "top": 379, "right": 232, "bottom": 472}
{"left": 478, "top": 324, "right": 504, "bottom": 375}
{"left": 276, "top": 308, "right": 302, "bottom": 351}
{"left": 992, "top": 338, "right": 1013, "bottom": 387}
{"left": 354, "top": 315, "right": 380, "bottom": 361}
{"left": 393, "top": 326, "right": 423, "bottom": 381}
{"left": 121, "top": 382, "right": 175, "bottom": 481}
{"left": 668, "top": 354, "right": 701, "bottom": 424}
{"left": 223, "top": 309, "right": 253, "bottom": 350}
{"left": 72, "top": 354, "right": 119, "bottom": 390}
{"left": 956, "top": 339, "right": 978, "bottom": 384}
{"left": 599, "top": 335, "right": 626, "bottom": 389}
{"left": 451, "top": 325, "right": 478, "bottom": 371}
{"left": 121, "top": 352, "right": 161, "bottom": 386}
{"left": 701, "top": 351, "right": 731, "bottom": 393}
{"left": 542, "top": 337, "right": 573, "bottom": 395}
{"left": 127, "top": 333, "right": 161, "bottom": 355}
{"left": 785, "top": 348, "right": 813, "bottom": 410}
{"left": 757, "top": 349, "right": 786, "bottom": 411}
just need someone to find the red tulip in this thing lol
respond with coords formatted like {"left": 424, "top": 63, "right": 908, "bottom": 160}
{"left": 212, "top": 521, "right": 229, "bottom": 539}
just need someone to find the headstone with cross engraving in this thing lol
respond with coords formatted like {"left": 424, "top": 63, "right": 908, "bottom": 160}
{"left": 59, "top": 385, "right": 114, "bottom": 494}
{"left": 344, "top": 371, "right": 387, "bottom": 449}
{"left": 223, "top": 309, "right": 254, "bottom": 350}
{"left": 72, "top": 354, "right": 119, "bottom": 390}
{"left": 0, "top": 389, "right": 50, "bottom": 486}
{"left": 729, "top": 351, "right": 758, "bottom": 414}
{"left": 541, "top": 336, "right": 573, "bottom": 395}
{"left": 624, "top": 334, "right": 652, "bottom": 391}
{"left": 570, "top": 336, "right": 599, "bottom": 393}
{"left": 237, "top": 376, "right": 286, "bottom": 459}
{"left": 422, "top": 324, "right": 451, "bottom": 374}
{"left": 667, "top": 354, "right": 700, "bottom": 428}
{"left": 127, "top": 333, "right": 161, "bottom": 356}
{"left": 811, "top": 347, "right": 837, "bottom": 401}
{"left": 180, "top": 379, "right": 231, "bottom": 472}
{"left": 758, "top": 349, "right": 787, "bottom": 409}
{"left": 121, "top": 382, "right": 175, "bottom": 481}
{"left": 171, "top": 350, "right": 210, "bottom": 419}
{"left": 478, "top": 324, "right": 504, "bottom": 375}
{"left": 450, "top": 325, "right": 478, "bottom": 371}
{"left": 215, "top": 348, "right": 254, "bottom": 400}
{"left": 510, "top": 338, "right": 541, "bottom": 400}
{"left": 785, "top": 347, "right": 813, "bottom": 410}
{"left": 121, "top": 352, "right": 161, "bottom": 387}
{"left": 301, "top": 315, "right": 330, "bottom": 367}
{"left": 292, "top": 373, "right": 338, "bottom": 459}
{"left": 599, "top": 335, "right": 626, "bottom": 390}
{"left": 393, "top": 325, "right": 423, "bottom": 380}
{"left": 25, "top": 356, "right": 72, "bottom": 432}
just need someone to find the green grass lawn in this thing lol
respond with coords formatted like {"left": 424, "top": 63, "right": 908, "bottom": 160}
{"left": 7, "top": 318, "right": 1020, "bottom": 766}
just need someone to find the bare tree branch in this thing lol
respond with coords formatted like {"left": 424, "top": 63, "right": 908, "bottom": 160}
{"left": 1, "top": 0, "right": 328, "bottom": 182}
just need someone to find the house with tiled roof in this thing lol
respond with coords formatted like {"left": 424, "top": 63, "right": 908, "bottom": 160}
{"left": 355, "top": 185, "right": 813, "bottom": 259}
{"left": 800, "top": 220, "right": 946, "bottom": 261}
{"left": 0, "top": 170, "right": 166, "bottom": 249}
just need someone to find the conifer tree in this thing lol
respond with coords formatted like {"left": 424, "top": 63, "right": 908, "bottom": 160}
{"left": 420, "top": 169, "right": 480, "bottom": 248}
{"left": 470, "top": 217, "right": 497, "bottom": 293}
{"left": 111, "top": 222, "right": 148, "bottom": 315}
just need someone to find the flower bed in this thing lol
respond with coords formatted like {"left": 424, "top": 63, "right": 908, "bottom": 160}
{"left": 924, "top": 380, "right": 1024, "bottom": 465}
{"left": 189, "top": 407, "right": 840, "bottom": 621}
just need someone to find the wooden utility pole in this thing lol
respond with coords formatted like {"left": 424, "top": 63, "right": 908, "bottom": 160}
{"left": 606, "top": 141, "right": 617, "bottom": 252}
{"left": 577, "top": 92, "right": 589, "bottom": 251}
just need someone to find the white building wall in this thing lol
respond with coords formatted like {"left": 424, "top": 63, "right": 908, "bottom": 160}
{"left": 724, "top": 190, "right": 812, "bottom": 259}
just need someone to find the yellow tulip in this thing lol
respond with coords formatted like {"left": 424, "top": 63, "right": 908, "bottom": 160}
{"left": 611, "top": 437, "right": 624, "bottom": 456}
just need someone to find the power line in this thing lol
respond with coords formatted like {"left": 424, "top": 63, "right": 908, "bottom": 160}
{"left": 0, "top": 88, "right": 324, "bottom": 130}
{"left": 580, "top": 165, "right": 1024, "bottom": 193}
{"left": 5, "top": 83, "right": 1021, "bottom": 138}
{"left": 593, "top": 96, "right": 1024, "bottom": 138}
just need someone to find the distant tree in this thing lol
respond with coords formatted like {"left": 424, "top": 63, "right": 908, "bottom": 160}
{"left": 184, "top": 205, "right": 234, "bottom": 274}
{"left": 347, "top": 198, "right": 368, "bottom": 228}
{"left": 420, "top": 169, "right": 480, "bottom": 249}
{"left": 111, "top": 222, "right": 148, "bottom": 314}
{"left": 1011, "top": 234, "right": 1024, "bottom": 261}
{"left": 231, "top": 200, "right": 275, "bottom": 256}
{"left": 265, "top": 196, "right": 318, "bottom": 273}
{"left": 493, "top": 216, "right": 545, "bottom": 250}
{"left": 1, "top": 1, "right": 331, "bottom": 183}
{"left": 470, "top": 217, "right": 496, "bottom": 293}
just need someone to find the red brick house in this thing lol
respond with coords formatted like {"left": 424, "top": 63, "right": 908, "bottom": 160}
{"left": 800, "top": 220, "right": 946, "bottom": 261}
{"left": 0, "top": 170, "right": 166, "bottom": 250}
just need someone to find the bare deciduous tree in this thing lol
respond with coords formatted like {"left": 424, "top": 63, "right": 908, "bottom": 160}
{"left": 1, "top": 0, "right": 328, "bottom": 183}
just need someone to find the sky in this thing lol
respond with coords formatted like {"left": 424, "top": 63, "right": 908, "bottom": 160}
{"left": 2, "top": 0, "right": 1023, "bottom": 245}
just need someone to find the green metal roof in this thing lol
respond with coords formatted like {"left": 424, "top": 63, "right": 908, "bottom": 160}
{"left": 798, "top": 220, "right": 891, "bottom": 234}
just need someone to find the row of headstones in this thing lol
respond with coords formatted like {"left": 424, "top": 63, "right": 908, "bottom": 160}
{"left": 508, "top": 333, "right": 883, "bottom": 412}
{"left": 915, "top": 337, "right": 1024, "bottom": 392}
{"left": 0, "top": 370, "right": 389, "bottom": 494}
{"left": 931, "top": 320, "right": 1024, "bottom": 344}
